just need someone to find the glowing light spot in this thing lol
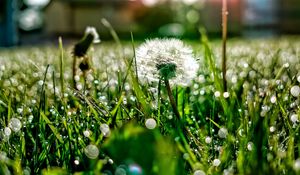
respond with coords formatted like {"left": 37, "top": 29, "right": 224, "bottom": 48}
{"left": 223, "top": 92, "right": 230, "bottom": 98}
{"left": 214, "top": 91, "right": 221, "bottom": 98}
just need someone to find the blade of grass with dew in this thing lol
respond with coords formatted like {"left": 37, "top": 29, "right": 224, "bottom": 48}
{"left": 40, "top": 112, "right": 63, "bottom": 143}
{"left": 101, "top": 18, "right": 150, "bottom": 117}
{"left": 58, "top": 37, "right": 65, "bottom": 97}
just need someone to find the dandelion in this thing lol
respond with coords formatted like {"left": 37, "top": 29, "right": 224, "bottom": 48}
{"left": 136, "top": 38, "right": 198, "bottom": 136}
{"left": 136, "top": 38, "right": 198, "bottom": 86}
{"left": 72, "top": 26, "right": 100, "bottom": 90}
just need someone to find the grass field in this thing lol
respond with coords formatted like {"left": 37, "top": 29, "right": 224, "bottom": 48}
{"left": 0, "top": 35, "right": 300, "bottom": 175}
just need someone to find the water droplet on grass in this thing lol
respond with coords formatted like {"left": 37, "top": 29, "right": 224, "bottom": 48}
{"left": 205, "top": 136, "right": 212, "bottom": 144}
{"left": 291, "top": 85, "right": 300, "bottom": 97}
{"left": 3, "top": 127, "right": 11, "bottom": 137}
{"left": 212, "top": 159, "right": 221, "bottom": 167}
{"left": 194, "top": 170, "right": 206, "bottom": 175}
{"left": 218, "top": 127, "right": 228, "bottom": 139}
{"left": 145, "top": 118, "right": 156, "bottom": 129}
{"left": 290, "top": 114, "right": 298, "bottom": 123}
{"left": 100, "top": 124, "right": 111, "bottom": 137}
{"left": 294, "top": 158, "right": 300, "bottom": 171}
{"left": 84, "top": 144, "right": 99, "bottom": 159}
{"left": 8, "top": 118, "right": 22, "bottom": 132}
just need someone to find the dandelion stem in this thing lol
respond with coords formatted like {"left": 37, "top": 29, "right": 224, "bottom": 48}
{"left": 72, "top": 55, "right": 77, "bottom": 90}
{"left": 222, "top": 0, "right": 228, "bottom": 92}
{"left": 164, "top": 79, "right": 181, "bottom": 121}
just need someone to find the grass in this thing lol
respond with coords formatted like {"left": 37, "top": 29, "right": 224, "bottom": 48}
{"left": 0, "top": 36, "right": 300, "bottom": 175}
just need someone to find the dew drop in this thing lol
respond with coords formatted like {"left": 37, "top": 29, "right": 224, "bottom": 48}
{"left": 218, "top": 127, "right": 228, "bottom": 139}
{"left": 3, "top": 127, "right": 11, "bottom": 137}
{"left": 247, "top": 142, "right": 254, "bottom": 151}
{"left": 294, "top": 158, "right": 300, "bottom": 171}
{"left": 194, "top": 170, "right": 206, "bottom": 175}
{"left": 205, "top": 136, "right": 212, "bottom": 144}
{"left": 115, "top": 166, "right": 127, "bottom": 175}
{"left": 212, "top": 159, "right": 221, "bottom": 167}
{"left": 100, "top": 124, "right": 111, "bottom": 137}
{"left": 223, "top": 92, "right": 230, "bottom": 98}
{"left": 291, "top": 85, "right": 300, "bottom": 97}
{"left": 8, "top": 118, "right": 22, "bottom": 132}
{"left": 84, "top": 144, "right": 99, "bottom": 159}
{"left": 214, "top": 91, "right": 221, "bottom": 98}
{"left": 83, "top": 130, "right": 91, "bottom": 137}
{"left": 290, "top": 114, "right": 298, "bottom": 123}
{"left": 145, "top": 118, "right": 157, "bottom": 129}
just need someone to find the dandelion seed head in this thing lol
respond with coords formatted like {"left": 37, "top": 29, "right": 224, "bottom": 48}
{"left": 85, "top": 26, "right": 100, "bottom": 43}
{"left": 145, "top": 118, "right": 157, "bottom": 129}
{"left": 136, "top": 38, "right": 198, "bottom": 86}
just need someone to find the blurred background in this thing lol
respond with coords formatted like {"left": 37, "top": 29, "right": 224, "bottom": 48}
{"left": 0, "top": 0, "right": 300, "bottom": 47}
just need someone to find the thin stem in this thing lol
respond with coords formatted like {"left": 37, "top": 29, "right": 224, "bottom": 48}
{"left": 222, "top": 0, "right": 228, "bottom": 92}
{"left": 72, "top": 55, "right": 77, "bottom": 90}
{"left": 164, "top": 79, "right": 181, "bottom": 121}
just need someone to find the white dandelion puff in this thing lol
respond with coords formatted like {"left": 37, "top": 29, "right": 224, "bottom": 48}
{"left": 136, "top": 38, "right": 199, "bottom": 86}
{"left": 85, "top": 26, "right": 100, "bottom": 43}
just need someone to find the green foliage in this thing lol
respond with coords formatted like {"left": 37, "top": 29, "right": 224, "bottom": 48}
{"left": 0, "top": 36, "right": 300, "bottom": 175}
